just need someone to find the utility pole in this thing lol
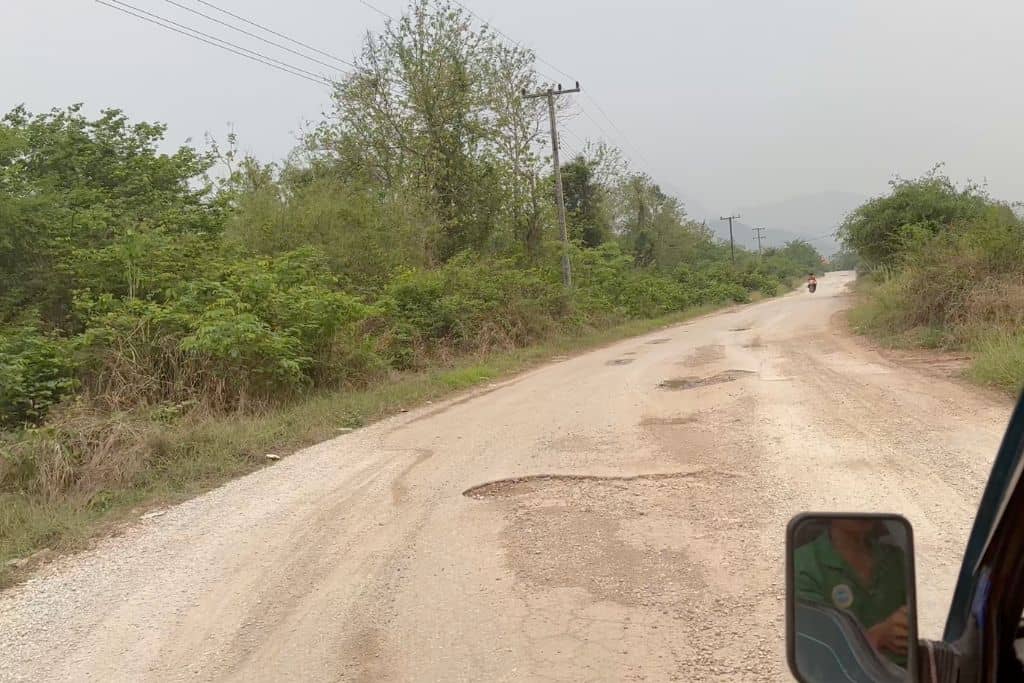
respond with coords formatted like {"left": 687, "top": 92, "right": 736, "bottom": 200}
{"left": 720, "top": 214, "right": 741, "bottom": 265}
{"left": 525, "top": 81, "right": 581, "bottom": 287}
{"left": 753, "top": 226, "right": 767, "bottom": 255}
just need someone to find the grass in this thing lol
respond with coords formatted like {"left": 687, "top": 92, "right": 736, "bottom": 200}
{"left": 0, "top": 303, "right": 721, "bottom": 587}
{"left": 967, "top": 331, "right": 1024, "bottom": 392}
{"left": 847, "top": 276, "right": 1024, "bottom": 395}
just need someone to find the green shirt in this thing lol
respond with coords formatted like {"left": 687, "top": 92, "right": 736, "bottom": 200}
{"left": 793, "top": 531, "right": 908, "bottom": 664}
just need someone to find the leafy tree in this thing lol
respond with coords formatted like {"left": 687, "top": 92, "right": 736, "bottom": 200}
{"left": 0, "top": 104, "right": 221, "bottom": 326}
{"left": 778, "top": 240, "right": 823, "bottom": 273}
{"left": 839, "top": 167, "right": 989, "bottom": 266}
{"left": 561, "top": 155, "right": 611, "bottom": 247}
{"left": 611, "top": 172, "right": 707, "bottom": 271}
{"left": 307, "top": 0, "right": 548, "bottom": 260}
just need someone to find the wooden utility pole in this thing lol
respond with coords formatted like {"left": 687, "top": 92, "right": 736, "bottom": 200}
{"left": 753, "top": 226, "right": 767, "bottom": 255}
{"left": 720, "top": 214, "right": 741, "bottom": 265}
{"left": 525, "top": 82, "right": 581, "bottom": 287}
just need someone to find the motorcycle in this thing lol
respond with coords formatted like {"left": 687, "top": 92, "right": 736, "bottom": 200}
{"left": 807, "top": 281, "right": 817, "bottom": 293}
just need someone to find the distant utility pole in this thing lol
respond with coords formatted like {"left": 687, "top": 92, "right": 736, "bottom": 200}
{"left": 720, "top": 214, "right": 741, "bottom": 265}
{"left": 753, "top": 226, "right": 767, "bottom": 255}
{"left": 525, "top": 81, "right": 581, "bottom": 288}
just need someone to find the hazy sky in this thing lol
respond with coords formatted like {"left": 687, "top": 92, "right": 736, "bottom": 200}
{"left": 4, "top": 0, "right": 1023, "bottom": 214}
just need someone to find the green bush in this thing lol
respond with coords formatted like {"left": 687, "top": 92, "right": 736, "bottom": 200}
{"left": 840, "top": 170, "right": 990, "bottom": 267}
{"left": 843, "top": 170, "right": 1024, "bottom": 392}
{"left": 73, "top": 248, "right": 379, "bottom": 411}
{"left": 383, "top": 254, "right": 565, "bottom": 361}
{"left": 0, "top": 327, "right": 78, "bottom": 429}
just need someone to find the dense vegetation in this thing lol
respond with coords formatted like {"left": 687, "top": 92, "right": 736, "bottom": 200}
{"left": 840, "top": 167, "right": 1024, "bottom": 392}
{"left": 0, "top": 0, "right": 822, "bottom": 573}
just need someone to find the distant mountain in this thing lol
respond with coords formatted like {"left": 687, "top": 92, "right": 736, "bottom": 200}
{"left": 666, "top": 189, "right": 867, "bottom": 257}
{"left": 736, "top": 191, "right": 867, "bottom": 254}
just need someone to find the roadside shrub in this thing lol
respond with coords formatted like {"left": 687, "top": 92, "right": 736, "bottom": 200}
{"left": 74, "top": 248, "right": 378, "bottom": 411}
{"left": 843, "top": 170, "right": 1024, "bottom": 392}
{"left": 0, "top": 327, "right": 78, "bottom": 429}
{"left": 383, "top": 254, "right": 565, "bottom": 362}
{"left": 0, "top": 409, "right": 158, "bottom": 502}
{"left": 840, "top": 170, "right": 990, "bottom": 267}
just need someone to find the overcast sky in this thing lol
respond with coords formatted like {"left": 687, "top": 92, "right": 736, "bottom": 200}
{"left": 4, "top": 0, "right": 1023, "bottom": 214}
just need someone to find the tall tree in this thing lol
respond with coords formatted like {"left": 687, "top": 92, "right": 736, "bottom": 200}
{"left": 0, "top": 104, "right": 219, "bottom": 325}
{"left": 308, "top": 0, "right": 548, "bottom": 261}
{"left": 561, "top": 155, "right": 611, "bottom": 248}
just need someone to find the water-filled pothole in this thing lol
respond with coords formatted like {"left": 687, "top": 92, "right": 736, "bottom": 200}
{"left": 658, "top": 369, "right": 755, "bottom": 391}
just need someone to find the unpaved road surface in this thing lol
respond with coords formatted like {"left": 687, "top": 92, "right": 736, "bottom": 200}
{"left": 0, "top": 272, "right": 1013, "bottom": 681}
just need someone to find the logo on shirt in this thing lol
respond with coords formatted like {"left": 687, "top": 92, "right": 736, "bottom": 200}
{"left": 832, "top": 583, "right": 854, "bottom": 609}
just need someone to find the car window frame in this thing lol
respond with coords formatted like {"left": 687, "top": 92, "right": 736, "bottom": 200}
{"left": 945, "top": 393, "right": 1024, "bottom": 643}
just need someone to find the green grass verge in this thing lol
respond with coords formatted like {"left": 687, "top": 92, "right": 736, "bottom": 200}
{"left": 0, "top": 303, "right": 721, "bottom": 586}
{"left": 967, "top": 331, "right": 1024, "bottom": 393}
{"left": 847, "top": 278, "right": 1024, "bottom": 394}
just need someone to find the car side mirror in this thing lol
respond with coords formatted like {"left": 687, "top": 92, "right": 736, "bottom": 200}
{"left": 786, "top": 513, "right": 920, "bottom": 682}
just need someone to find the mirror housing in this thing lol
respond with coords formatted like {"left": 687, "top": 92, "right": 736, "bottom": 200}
{"left": 786, "top": 513, "right": 919, "bottom": 683}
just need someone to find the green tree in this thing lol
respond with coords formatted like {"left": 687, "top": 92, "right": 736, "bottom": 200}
{"left": 839, "top": 167, "right": 989, "bottom": 266}
{"left": 561, "top": 155, "right": 611, "bottom": 247}
{"left": 0, "top": 104, "right": 221, "bottom": 326}
{"left": 308, "top": 0, "right": 548, "bottom": 261}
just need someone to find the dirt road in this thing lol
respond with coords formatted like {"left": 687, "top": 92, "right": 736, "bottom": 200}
{"left": 0, "top": 272, "right": 1013, "bottom": 681}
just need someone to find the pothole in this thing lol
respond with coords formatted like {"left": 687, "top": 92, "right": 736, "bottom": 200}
{"left": 640, "top": 415, "right": 699, "bottom": 426}
{"left": 658, "top": 370, "right": 755, "bottom": 391}
{"left": 646, "top": 338, "right": 671, "bottom": 345}
{"left": 606, "top": 358, "right": 635, "bottom": 366}
{"left": 729, "top": 326, "right": 751, "bottom": 332}
{"left": 463, "top": 470, "right": 719, "bottom": 499}
{"left": 680, "top": 344, "right": 725, "bottom": 367}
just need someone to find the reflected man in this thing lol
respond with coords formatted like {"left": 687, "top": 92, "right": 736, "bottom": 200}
{"left": 794, "top": 519, "right": 909, "bottom": 663}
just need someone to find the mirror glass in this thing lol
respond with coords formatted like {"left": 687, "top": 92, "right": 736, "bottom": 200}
{"left": 787, "top": 514, "right": 918, "bottom": 683}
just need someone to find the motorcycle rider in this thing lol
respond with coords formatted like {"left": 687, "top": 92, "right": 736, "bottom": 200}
{"left": 807, "top": 273, "right": 817, "bottom": 292}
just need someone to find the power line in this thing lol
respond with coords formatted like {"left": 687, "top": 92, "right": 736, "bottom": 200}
{"left": 560, "top": 127, "right": 587, "bottom": 152}
{"left": 581, "top": 91, "right": 655, "bottom": 170}
{"left": 193, "top": 0, "right": 356, "bottom": 68}
{"left": 358, "top": 0, "right": 392, "bottom": 19}
{"left": 364, "top": 0, "right": 564, "bottom": 84}
{"left": 356, "top": 0, "right": 656, "bottom": 179}
{"left": 575, "top": 104, "right": 612, "bottom": 143}
{"left": 96, "top": 0, "right": 332, "bottom": 86}
{"left": 160, "top": 0, "right": 353, "bottom": 72}
{"left": 447, "top": 0, "right": 576, "bottom": 83}
{"left": 448, "top": 0, "right": 656, "bottom": 177}
{"left": 805, "top": 231, "right": 840, "bottom": 243}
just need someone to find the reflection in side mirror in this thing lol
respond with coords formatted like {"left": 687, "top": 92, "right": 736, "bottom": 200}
{"left": 786, "top": 513, "right": 919, "bottom": 683}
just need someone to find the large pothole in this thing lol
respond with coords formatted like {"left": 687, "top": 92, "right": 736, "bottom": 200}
{"left": 463, "top": 470, "right": 716, "bottom": 499}
{"left": 462, "top": 469, "right": 745, "bottom": 610}
{"left": 658, "top": 370, "right": 755, "bottom": 391}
